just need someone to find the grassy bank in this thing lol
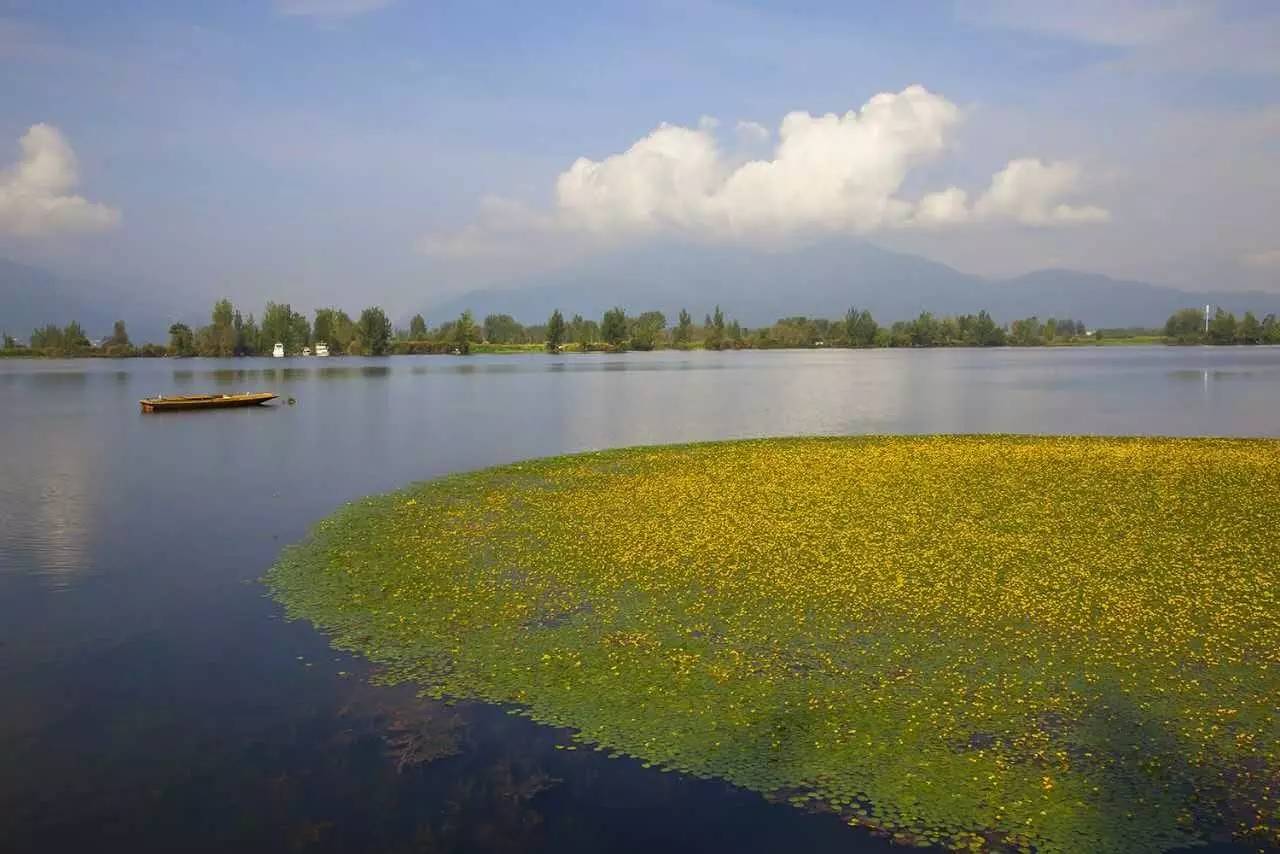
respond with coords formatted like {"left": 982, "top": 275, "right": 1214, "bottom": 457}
{"left": 269, "top": 436, "right": 1278, "bottom": 852}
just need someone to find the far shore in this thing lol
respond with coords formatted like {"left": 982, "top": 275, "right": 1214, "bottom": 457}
{"left": 8, "top": 335, "right": 1278, "bottom": 360}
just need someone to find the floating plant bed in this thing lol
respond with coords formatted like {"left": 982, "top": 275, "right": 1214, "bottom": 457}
{"left": 266, "top": 436, "right": 1280, "bottom": 853}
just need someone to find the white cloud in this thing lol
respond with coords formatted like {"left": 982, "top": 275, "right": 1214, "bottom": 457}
{"left": 915, "top": 186, "right": 972, "bottom": 226}
{"left": 973, "top": 159, "right": 1110, "bottom": 225}
{"left": 0, "top": 124, "right": 120, "bottom": 237}
{"left": 734, "top": 120, "right": 771, "bottom": 144}
{"left": 1241, "top": 249, "right": 1280, "bottom": 270}
{"left": 274, "top": 0, "right": 395, "bottom": 20}
{"left": 421, "top": 85, "right": 1108, "bottom": 255}
{"left": 910, "top": 160, "right": 1109, "bottom": 227}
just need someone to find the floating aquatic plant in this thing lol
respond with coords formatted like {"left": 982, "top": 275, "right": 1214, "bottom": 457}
{"left": 266, "top": 436, "right": 1280, "bottom": 853}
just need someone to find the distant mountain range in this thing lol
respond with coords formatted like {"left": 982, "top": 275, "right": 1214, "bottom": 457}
{"left": 5, "top": 242, "right": 1280, "bottom": 345}
{"left": 424, "top": 241, "right": 1280, "bottom": 330}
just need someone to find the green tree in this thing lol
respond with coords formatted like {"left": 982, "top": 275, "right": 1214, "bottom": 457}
{"left": 1164, "top": 308, "right": 1205, "bottom": 343}
{"left": 629, "top": 310, "right": 666, "bottom": 350}
{"left": 482, "top": 313, "right": 524, "bottom": 344}
{"left": 2, "top": 332, "right": 15, "bottom": 349}
{"left": 109, "top": 320, "right": 130, "bottom": 348}
{"left": 704, "top": 306, "right": 726, "bottom": 350}
{"left": 198, "top": 298, "right": 237, "bottom": 357}
{"left": 1207, "top": 308, "right": 1237, "bottom": 344}
{"left": 843, "top": 308, "right": 878, "bottom": 347}
{"left": 31, "top": 324, "right": 63, "bottom": 350}
{"left": 907, "top": 311, "right": 940, "bottom": 347}
{"left": 601, "top": 307, "right": 627, "bottom": 348}
{"left": 673, "top": 309, "right": 694, "bottom": 347}
{"left": 972, "top": 310, "right": 1005, "bottom": 346}
{"left": 168, "top": 322, "right": 195, "bottom": 357}
{"left": 101, "top": 319, "right": 131, "bottom": 356}
{"left": 313, "top": 307, "right": 354, "bottom": 354}
{"left": 1008, "top": 316, "right": 1043, "bottom": 346}
{"left": 452, "top": 310, "right": 477, "bottom": 353}
{"left": 409, "top": 313, "right": 427, "bottom": 340}
{"left": 63, "top": 320, "right": 89, "bottom": 350}
{"left": 239, "top": 312, "right": 261, "bottom": 355}
{"left": 569, "top": 313, "right": 597, "bottom": 349}
{"left": 546, "top": 309, "right": 565, "bottom": 352}
{"left": 356, "top": 306, "right": 393, "bottom": 355}
{"left": 770, "top": 316, "right": 819, "bottom": 348}
{"left": 1263, "top": 314, "right": 1280, "bottom": 344}
{"left": 262, "top": 302, "right": 298, "bottom": 354}
{"left": 1237, "top": 311, "right": 1262, "bottom": 344}
{"left": 290, "top": 311, "right": 311, "bottom": 350}
{"left": 313, "top": 308, "right": 336, "bottom": 348}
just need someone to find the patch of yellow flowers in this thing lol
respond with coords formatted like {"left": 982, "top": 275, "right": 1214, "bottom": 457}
{"left": 268, "top": 436, "right": 1280, "bottom": 853}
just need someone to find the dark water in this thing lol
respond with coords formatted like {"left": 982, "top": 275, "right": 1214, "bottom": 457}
{"left": 2, "top": 347, "right": 1278, "bottom": 853}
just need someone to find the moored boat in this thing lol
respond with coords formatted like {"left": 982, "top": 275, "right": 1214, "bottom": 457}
{"left": 314, "top": 341, "right": 329, "bottom": 357}
{"left": 272, "top": 342, "right": 284, "bottom": 358}
{"left": 140, "top": 392, "right": 278, "bottom": 412}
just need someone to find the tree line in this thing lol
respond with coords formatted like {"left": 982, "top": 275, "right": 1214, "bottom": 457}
{"left": 398, "top": 307, "right": 1089, "bottom": 351}
{"left": 163, "top": 300, "right": 398, "bottom": 357}
{"left": 10, "top": 300, "right": 1280, "bottom": 358}
{"left": 3, "top": 302, "right": 1092, "bottom": 356}
{"left": 1164, "top": 308, "right": 1280, "bottom": 345}
{"left": 22, "top": 319, "right": 166, "bottom": 357}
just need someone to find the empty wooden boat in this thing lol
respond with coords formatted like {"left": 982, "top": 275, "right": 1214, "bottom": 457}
{"left": 139, "top": 392, "right": 278, "bottom": 412}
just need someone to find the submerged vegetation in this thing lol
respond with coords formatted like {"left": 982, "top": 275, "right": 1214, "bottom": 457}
{"left": 268, "top": 436, "right": 1279, "bottom": 853}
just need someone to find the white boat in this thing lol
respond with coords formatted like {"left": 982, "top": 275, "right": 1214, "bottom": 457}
{"left": 272, "top": 342, "right": 284, "bottom": 358}
{"left": 314, "top": 341, "right": 330, "bottom": 357}
{"left": 302, "top": 346, "right": 311, "bottom": 357}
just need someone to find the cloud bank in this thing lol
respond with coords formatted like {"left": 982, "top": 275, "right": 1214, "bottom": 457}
{"left": 0, "top": 124, "right": 120, "bottom": 237}
{"left": 422, "top": 86, "right": 1107, "bottom": 258}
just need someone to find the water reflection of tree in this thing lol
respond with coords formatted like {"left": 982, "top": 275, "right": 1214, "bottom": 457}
{"left": 7, "top": 678, "right": 564, "bottom": 853}
{"left": 297, "top": 682, "right": 563, "bottom": 853}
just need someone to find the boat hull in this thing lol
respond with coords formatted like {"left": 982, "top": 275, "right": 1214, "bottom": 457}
{"left": 140, "top": 392, "right": 278, "bottom": 412}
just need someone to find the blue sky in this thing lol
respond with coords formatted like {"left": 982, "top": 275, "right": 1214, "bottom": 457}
{"left": 1, "top": 0, "right": 1277, "bottom": 317}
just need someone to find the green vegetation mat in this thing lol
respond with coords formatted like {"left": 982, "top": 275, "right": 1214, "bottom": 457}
{"left": 267, "top": 436, "right": 1280, "bottom": 853}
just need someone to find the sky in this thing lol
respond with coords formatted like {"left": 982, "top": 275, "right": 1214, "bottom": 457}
{"left": 1, "top": 0, "right": 1278, "bottom": 318}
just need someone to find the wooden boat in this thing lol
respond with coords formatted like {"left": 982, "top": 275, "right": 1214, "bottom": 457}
{"left": 140, "top": 392, "right": 278, "bottom": 412}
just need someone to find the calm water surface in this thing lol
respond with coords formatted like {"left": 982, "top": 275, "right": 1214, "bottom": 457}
{"left": 2, "top": 347, "right": 1277, "bottom": 853}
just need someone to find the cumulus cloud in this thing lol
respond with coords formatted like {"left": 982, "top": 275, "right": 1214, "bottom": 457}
{"left": 734, "top": 120, "right": 771, "bottom": 144}
{"left": 421, "top": 85, "right": 1108, "bottom": 256}
{"left": 916, "top": 159, "right": 1110, "bottom": 227}
{"left": 274, "top": 0, "right": 395, "bottom": 20}
{"left": 976, "top": 159, "right": 1110, "bottom": 224}
{"left": 0, "top": 124, "right": 120, "bottom": 237}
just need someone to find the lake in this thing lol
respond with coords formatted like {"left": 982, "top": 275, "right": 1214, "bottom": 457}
{"left": 2, "top": 347, "right": 1277, "bottom": 853}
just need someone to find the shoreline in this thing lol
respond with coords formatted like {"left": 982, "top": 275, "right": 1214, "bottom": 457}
{"left": 5, "top": 339, "right": 1276, "bottom": 360}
